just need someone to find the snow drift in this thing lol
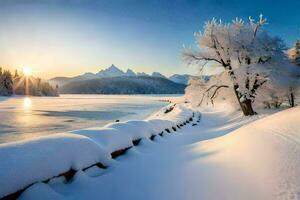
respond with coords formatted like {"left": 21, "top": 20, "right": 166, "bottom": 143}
{"left": 194, "top": 106, "right": 300, "bottom": 199}
{"left": 72, "top": 128, "right": 133, "bottom": 154}
{"left": 0, "top": 133, "right": 110, "bottom": 199}
{"left": 0, "top": 104, "right": 195, "bottom": 199}
{"left": 17, "top": 105, "right": 300, "bottom": 200}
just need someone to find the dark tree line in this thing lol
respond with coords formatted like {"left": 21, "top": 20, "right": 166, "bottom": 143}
{"left": 0, "top": 67, "right": 58, "bottom": 96}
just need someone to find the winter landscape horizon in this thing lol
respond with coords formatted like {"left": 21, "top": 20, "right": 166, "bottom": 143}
{"left": 1, "top": 1, "right": 300, "bottom": 200}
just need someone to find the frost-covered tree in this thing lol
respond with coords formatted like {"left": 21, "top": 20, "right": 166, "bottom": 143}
{"left": 0, "top": 67, "right": 59, "bottom": 97}
{"left": 255, "top": 65, "right": 300, "bottom": 108}
{"left": 288, "top": 40, "right": 300, "bottom": 66}
{"left": 285, "top": 70, "right": 300, "bottom": 107}
{"left": 185, "top": 72, "right": 241, "bottom": 109}
{"left": 287, "top": 40, "right": 300, "bottom": 106}
{"left": 13, "top": 75, "right": 59, "bottom": 96}
{"left": 0, "top": 70, "right": 13, "bottom": 96}
{"left": 182, "top": 15, "right": 288, "bottom": 116}
{"left": 255, "top": 77, "right": 287, "bottom": 109}
{"left": 14, "top": 69, "right": 19, "bottom": 79}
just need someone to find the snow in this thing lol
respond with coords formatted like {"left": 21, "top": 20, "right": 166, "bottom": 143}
{"left": 96, "top": 64, "right": 125, "bottom": 77}
{"left": 0, "top": 103, "right": 194, "bottom": 199}
{"left": 71, "top": 127, "right": 133, "bottom": 153}
{"left": 149, "top": 103, "right": 194, "bottom": 125}
{"left": 2, "top": 98, "right": 300, "bottom": 199}
{"left": 0, "top": 133, "right": 110, "bottom": 198}
{"left": 105, "top": 121, "right": 153, "bottom": 141}
{"left": 17, "top": 104, "right": 300, "bottom": 200}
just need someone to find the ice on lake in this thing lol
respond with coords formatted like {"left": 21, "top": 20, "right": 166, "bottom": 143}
{"left": 0, "top": 94, "right": 176, "bottom": 143}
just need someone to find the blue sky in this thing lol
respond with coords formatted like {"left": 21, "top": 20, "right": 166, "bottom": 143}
{"left": 0, "top": 0, "right": 299, "bottom": 78}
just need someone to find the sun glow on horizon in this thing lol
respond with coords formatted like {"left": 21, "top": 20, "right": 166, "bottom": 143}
{"left": 23, "top": 67, "right": 32, "bottom": 76}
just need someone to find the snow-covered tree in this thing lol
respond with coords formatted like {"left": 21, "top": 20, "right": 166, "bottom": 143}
{"left": 14, "top": 69, "right": 19, "bottom": 79}
{"left": 288, "top": 40, "right": 300, "bottom": 66}
{"left": 287, "top": 40, "right": 300, "bottom": 106}
{"left": 0, "top": 70, "right": 13, "bottom": 96}
{"left": 182, "top": 15, "right": 288, "bottom": 116}
{"left": 0, "top": 67, "right": 59, "bottom": 97}
{"left": 185, "top": 72, "right": 236, "bottom": 107}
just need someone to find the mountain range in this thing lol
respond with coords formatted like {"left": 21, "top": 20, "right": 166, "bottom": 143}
{"left": 49, "top": 64, "right": 193, "bottom": 86}
{"left": 49, "top": 64, "right": 201, "bottom": 94}
{"left": 59, "top": 76, "right": 186, "bottom": 94}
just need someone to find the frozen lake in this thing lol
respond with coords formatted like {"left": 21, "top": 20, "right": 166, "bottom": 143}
{"left": 0, "top": 95, "right": 177, "bottom": 143}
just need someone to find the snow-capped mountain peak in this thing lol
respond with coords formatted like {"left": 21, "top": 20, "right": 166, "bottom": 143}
{"left": 49, "top": 64, "right": 196, "bottom": 87}
{"left": 97, "top": 64, "right": 125, "bottom": 77}
{"left": 108, "top": 64, "right": 121, "bottom": 72}
{"left": 151, "top": 72, "right": 166, "bottom": 78}
{"left": 125, "top": 69, "right": 136, "bottom": 76}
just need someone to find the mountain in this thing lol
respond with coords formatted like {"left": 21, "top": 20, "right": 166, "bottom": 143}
{"left": 96, "top": 64, "right": 125, "bottom": 77}
{"left": 49, "top": 64, "right": 198, "bottom": 90}
{"left": 49, "top": 77, "right": 71, "bottom": 87}
{"left": 169, "top": 74, "right": 191, "bottom": 85}
{"left": 50, "top": 64, "right": 139, "bottom": 86}
{"left": 59, "top": 76, "right": 186, "bottom": 94}
{"left": 152, "top": 72, "right": 166, "bottom": 79}
{"left": 169, "top": 74, "right": 211, "bottom": 85}
{"left": 49, "top": 73, "right": 97, "bottom": 87}
{"left": 125, "top": 69, "right": 136, "bottom": 76}
{"left": 137, "top": 72, "right": 149, "bottom": 76}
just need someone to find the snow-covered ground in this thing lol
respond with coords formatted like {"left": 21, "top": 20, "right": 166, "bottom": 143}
{"left": 1, "top": 102, "right": 300, "bottom": 200}
{"left": 0, "top": 102, "right": 194, "bottom": 199}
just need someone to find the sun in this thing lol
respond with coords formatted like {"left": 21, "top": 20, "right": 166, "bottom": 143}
{"left": 23, "top": 67, "right": 32, "bottom": 76}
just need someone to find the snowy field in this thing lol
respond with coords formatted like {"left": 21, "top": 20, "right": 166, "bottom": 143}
{"left": 0, "top": 101, "right": 195, "bottom": 199}
{"left": 1, "top": 100, "right": 300, "bottom": 200}
{"left": 21, "top": 106, "right": 300, "bottom": 200}
{"left": 0, "top": 95, "right": 177, "bottom": 143}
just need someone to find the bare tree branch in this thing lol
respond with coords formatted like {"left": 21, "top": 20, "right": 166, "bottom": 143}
{"left": 198, "top": 84, "right": 229, "bottom": 106}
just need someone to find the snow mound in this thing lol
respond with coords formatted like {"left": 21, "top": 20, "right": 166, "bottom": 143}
{"left": 105, "top": 121, "right": 154, "bottom": 141}
{"left": 0, "top": 133, "right": 110, "bottom": 198}
{"left": 198, "top": 106, "right": 300, "bottom": 198}
{"left": 149, "top": 104, "right": 195, "bottom": 125}
{"left": 71, "top": 127, "right": 133, "bottom": 153}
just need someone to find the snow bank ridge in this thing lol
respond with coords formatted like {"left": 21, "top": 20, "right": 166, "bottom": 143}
{"left": 0, "top": 104, "right": 197, "bottom": 199}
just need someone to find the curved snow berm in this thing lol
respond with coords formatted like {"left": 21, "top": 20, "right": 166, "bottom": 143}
{"left": 0, "top": 133, "right": 110, "bottom": 199}
{"left": 0, "top": 104, "right": 195, "bottom": 199}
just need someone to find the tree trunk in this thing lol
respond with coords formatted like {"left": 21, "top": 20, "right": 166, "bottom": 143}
{"left": 233, "top": 87, "right": 256, "bottom": 116}
{"left": 226, "top": 67, "right": 256, "bottom": 116}
{"left": 240, "top": 99, "right": 256, "bottom": 116}
{"left": 290, "top": 92, "right": 295, "bottom": 107}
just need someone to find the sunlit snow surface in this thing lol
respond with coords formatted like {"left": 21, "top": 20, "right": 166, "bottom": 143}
{"left": 20, "top": 105, "right": 300, "bottom": 200}
{"left": 0, "top": 95, "right": 176, "bottom": 143}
